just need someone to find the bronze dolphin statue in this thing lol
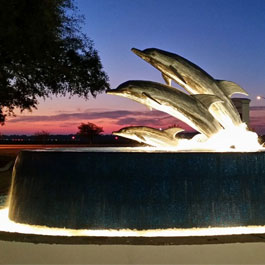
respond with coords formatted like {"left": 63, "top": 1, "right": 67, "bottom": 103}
{"left": 107, "top": 80, "right": 223, "bottom": 138}
{"left": 131, "top": 48, "right": 248, "bottom": 129}
{"left": 113, "top": 126, "right": 184, "bottom": 147}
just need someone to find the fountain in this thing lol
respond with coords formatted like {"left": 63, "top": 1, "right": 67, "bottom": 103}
{"left": 0, "top": 48, "right": 265, "bottom": 245}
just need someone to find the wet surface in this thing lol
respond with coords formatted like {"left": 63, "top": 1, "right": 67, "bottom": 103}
{"left": 24, "top": 146, "right": 265, "bottom": 153}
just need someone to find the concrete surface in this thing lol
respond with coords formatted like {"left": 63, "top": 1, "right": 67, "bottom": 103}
{"left": 1, "top": 240, "right": 265, "bottom": 264}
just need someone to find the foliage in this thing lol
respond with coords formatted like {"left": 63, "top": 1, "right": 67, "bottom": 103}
{"left": 34, "top": 130, "right": 50, "bottom": 142}
{"left": 77, "top": 122, "right": 103, "bottom": 143}
{"left": 0, "top": 0, "right": 109, "bottom": 124}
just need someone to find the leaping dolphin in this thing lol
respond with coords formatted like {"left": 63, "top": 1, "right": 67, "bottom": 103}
{"left": 113, "top": 126, "right": 184, "bottom": 148}
{"left": 131, "top": 48, "right": 248, "bottom": 129}
{"left": 107, "top": 80, "right": 223, "bottom": 138}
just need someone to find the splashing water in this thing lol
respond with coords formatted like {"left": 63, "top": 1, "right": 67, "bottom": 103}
{"left": 176, "top": 123, "right": 263, "bottom": 152}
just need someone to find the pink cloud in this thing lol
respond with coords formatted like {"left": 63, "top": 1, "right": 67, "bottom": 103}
{"left": 249, "top": 106, "right": 265, "bottom": 135}
{"left": 0, "top": 107, "right": 264, "bottom": 135}
{"left": 1, "top": 109, "right": 193, "bottom": 135}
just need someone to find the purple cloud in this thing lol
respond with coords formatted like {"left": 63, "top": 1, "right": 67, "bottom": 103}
{"left": 7, "top": 107, "right": 265, "bottom": 134}
{"left": 250, "top": 106, "right": 265, "bottom": 111}
{"left": 8, "top": 110, "right": 166, "bottom": 123}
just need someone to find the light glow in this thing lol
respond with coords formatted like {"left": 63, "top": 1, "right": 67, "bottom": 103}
{"left": 113, "top": 123, "right": 264, "bottom": 152}
{"left": 1, "top": 207, "right": 265, "bottom": 237}
{"left": 176, "top": 123, "right": 263, "bottom": 152}
{"left": 108, "top": 86, "right": 264, "bottom": 151}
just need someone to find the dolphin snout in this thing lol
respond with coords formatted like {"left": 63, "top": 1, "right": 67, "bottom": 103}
{"left": 106, "top": 89, "right": 118, "bottom": 95}
{"left": 112, "top": 131, "right": 123, "bottom": 137}
{"left": 131, "top": 48, "right": 146, "bottom": 59}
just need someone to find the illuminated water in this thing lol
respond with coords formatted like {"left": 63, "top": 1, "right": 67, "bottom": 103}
{"left": 1, "top": 195, "right": 265, "bottom": 238}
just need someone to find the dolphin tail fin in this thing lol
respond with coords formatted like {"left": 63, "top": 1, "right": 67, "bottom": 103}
{"left": 217, "top": 80, "right": 249, "bottom": 97}
{"left": 162, "top": 73, "right": 172, "bottom": 86}
{"left": 191, "top": 94, "right": 223, "bottom": 110}
{"left": 164, "top": 127, "right": 184, "bottom": 138}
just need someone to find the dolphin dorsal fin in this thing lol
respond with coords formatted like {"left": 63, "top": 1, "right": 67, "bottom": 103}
{"left": 162, "top": 73, "right": 172, "bottom": 86}
{"left": 217, "top": 80, "right": 248, "bottom": 97}
{"left": 164, "top": 127, "right": 184, "bottom": 138}
{"left": 191, "top": 94, "right": 223, "bottom": 110}
{"left": 169, "top": 66, "right": 186, "bottom": 84}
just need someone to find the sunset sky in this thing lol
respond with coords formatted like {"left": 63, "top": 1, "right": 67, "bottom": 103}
{"left": 1, "top": 0, "right": 265, "bottom": 135}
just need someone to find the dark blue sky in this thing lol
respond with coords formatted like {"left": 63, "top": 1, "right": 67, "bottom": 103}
{"left": 3, "top": 0, "right": 265, "bottom": 135}
{"left": 77, "top": 0, "right": 265, "bottom": 100}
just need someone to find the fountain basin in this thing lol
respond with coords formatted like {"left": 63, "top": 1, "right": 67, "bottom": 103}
{"left": 8, "top": 147, "right": 265, "bottom": 230}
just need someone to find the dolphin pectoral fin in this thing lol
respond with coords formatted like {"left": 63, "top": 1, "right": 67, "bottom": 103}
{"left": 162, "top": 73, "right": 172, "bottom": 86}
{"left": 135, "top": 133, "right": 145, "bottom": 141}
{"left": 142, "top": 92, "right": 161, "bottom": 105}
{"left": 191, "top": 94, "right": 223, "bottom": 110}
{"left": 164, "top": 127, "right": 184, "bottom": 138}
{"left": 217, "top": 80, "right": 249, "bottom": 97}
{"left": 146, "top": 105, "right": 153, "bottom": 111}
{"left": 169, "top": 66, "right": 186, "bottom": 84}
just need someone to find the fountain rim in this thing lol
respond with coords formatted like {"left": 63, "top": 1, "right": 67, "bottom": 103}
{"left": 1, "top": 229, "right": 265, "bottom": 245}
{"left": 17, "top": 146, "right": 265, "bottom": 154}
{"left": 1, "top": 200, "right": 265, "bottom": 245}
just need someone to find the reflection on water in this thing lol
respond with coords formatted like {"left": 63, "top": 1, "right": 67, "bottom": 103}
{"left": 26, "top": 145, "right": 265, "bottom": 153}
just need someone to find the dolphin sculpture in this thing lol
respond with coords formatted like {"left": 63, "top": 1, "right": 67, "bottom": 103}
{"left": 107, "top": 80, "right": 223, "bottom": 138}
{"left": 131, "top": 48, "right": 248, "bottom": 129}
{"left": 113, "top": 126, "right": 184, "bottom": 148}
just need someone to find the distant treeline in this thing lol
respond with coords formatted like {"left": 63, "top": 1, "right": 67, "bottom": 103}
{"left": 0, "top": 133, "right": 264, "bottom": 145}
{"left": 0, "top": 134, "right": 135, "bottom": 145}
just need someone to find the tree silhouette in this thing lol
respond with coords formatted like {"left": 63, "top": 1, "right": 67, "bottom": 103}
{"left": 0, "top": 0, "right": 109, "bottom": 124}
{"left": 34, "top": 130, "right": 50, "bottom": 143}
{"left": 77, "top": 122, "right": 103, "bottom": 143}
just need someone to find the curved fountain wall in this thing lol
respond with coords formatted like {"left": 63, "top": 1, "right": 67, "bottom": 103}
{"left": 8, "top": 148, "right": 265, "bottom": 230}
